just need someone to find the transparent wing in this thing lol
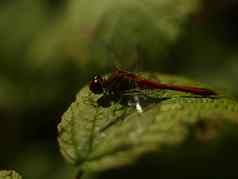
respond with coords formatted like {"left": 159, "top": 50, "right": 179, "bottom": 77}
{"left": 120, "top": 89, "right": 153, "bottom": 113}
{"left": 105, "top": 42, "right": 144, "bottom": 73}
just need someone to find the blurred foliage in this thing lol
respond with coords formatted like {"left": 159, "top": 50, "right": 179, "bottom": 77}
{"left": 0, "top": 0, "right": 238, "bottom": 179}
{"left": 0, "top": 170, "right": 22, "bottom": 179}
{"left": 12, "top": 143, "right": 77, "bottom": 179}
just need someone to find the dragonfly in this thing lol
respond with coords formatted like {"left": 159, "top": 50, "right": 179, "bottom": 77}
{"left": 89, "top": 69, "right": 216, "bottom": 112}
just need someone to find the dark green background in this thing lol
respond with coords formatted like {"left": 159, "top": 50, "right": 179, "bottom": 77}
{"left": 0, "top": 0, "right": 238, "bottom": 178}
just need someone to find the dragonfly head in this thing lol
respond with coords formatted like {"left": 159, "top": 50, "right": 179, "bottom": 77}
{"left": 89, "top": 75, "right": 104, "bottom": 94}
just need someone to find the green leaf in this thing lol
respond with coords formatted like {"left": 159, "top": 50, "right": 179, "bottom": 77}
{"left": 0, "top": 171, "right": 22, "bottom": 179}
{"left": 58, "top": 73, "right": 238, "bottom": 178}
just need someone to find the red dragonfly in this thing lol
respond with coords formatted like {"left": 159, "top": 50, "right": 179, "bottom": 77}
{"left": 89, "top": 69, "right": 216, "bottom": 97}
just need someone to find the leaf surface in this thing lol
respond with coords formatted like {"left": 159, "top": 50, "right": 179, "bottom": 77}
{"left": 58, "top": 73, "right": 238, "bottom": 176}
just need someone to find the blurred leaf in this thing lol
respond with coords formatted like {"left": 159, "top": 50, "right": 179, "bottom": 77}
{"left": 0, "top": 0, "right": 49, "bottom": 60}
{"left": 0, "top": 171, "right": 22, "bottom": 179}
{"left": 30, "top": 0, "right": 201, "bottom": 69}
{"left": 12, "top": 143, "right": 76, "bottom": 179}
{"left": 0, "top": 0, "right": 62, "bottom": 110}
{"left": 58, "top": 73, "right": 238, "bottom": 178}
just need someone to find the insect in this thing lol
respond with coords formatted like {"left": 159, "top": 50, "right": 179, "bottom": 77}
{"left": 90, "top": 69, "right": 215, "bottom": 95}
{"left": 89, "top": 69, "right": 216, "bottom": 112}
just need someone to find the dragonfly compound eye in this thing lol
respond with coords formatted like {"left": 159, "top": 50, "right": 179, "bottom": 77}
{"left": 89, "top": 75, "right": 104, "bottom": 94}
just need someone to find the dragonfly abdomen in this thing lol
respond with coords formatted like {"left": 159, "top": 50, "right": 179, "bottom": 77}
{"left": 136, "top": 79, "right": 216, "bottom": 95}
